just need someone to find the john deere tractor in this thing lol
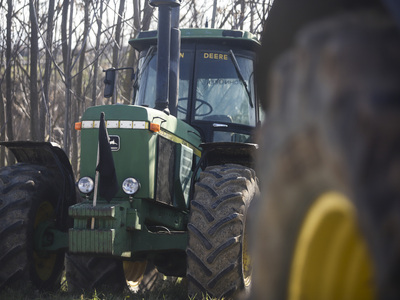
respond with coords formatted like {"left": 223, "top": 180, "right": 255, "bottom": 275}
{"left": 0, "top": 0, "right": 260, "bottom": 298}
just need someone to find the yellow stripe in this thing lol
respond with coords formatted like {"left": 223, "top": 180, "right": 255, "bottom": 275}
{"left": 158, "top": 129, "right": 202, "bottom": 157}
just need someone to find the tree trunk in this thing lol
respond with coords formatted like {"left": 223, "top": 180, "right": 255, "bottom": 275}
{"left": 240, "top": 0, "right": 245, "bottom": 30}
{"left": 30, "top": 0, "right": 40, "bottom": 141}
{"left": 91, "top": 0, "right": 104, "bottom": 107}
{"left": 6, "top": 0, "right": 14, "bottom": 144}
{"left": 0, "top": 19, "right": 5, "bottom": 166}
{"left": 142, "top": 0, "right": 153, "bottom": 32}
{"left": 111, "top": 0, "right": 126, "bottom": 104}
{"left": 120, "top": 0, "right": 140, "bottom": 104}
{"left": 250, "top": 0, "right": 254, "bottom": 33}
{"left": 42, "top": 0, "right": 55, "bottom": 142}
{"left": 0, "top": 89, "right": 6, "bottom": 167}
{"left": 211, "top": 0, "right": 217, "bottom": 28}
{"left": 192, "top": 1, "right": 199, "bottom": 28}
{"left": 61, "top": 0, "right": 68, "bottom": 73}
{"left": 72, "top": 0, "right": 89, "bottom": 174}
{"left": 62, "top": 0, "right": 73, "bottom": 156}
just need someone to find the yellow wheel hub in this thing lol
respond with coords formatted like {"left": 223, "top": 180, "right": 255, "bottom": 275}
{"left": 243, "top": 227, "right": 252, "bottom": 287}
{"left": 289, "top": 192, "right": 375, "bottom": 300}
{"left": 34, "top": 201, "right": 57, "bottom": 282}
{"left": 123, "top": 261, "right": 147, "bottom": 291}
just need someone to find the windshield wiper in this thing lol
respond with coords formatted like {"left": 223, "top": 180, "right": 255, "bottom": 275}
{"left": 229, "top": 49, "right": 253, "bottom": 108}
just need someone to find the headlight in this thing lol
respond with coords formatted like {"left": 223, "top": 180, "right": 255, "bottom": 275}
{"left": 122, "top": 178, "right": 140, "bottom": 195}
{"left": 78, "top": 177, "right": 94, "bottom": 194}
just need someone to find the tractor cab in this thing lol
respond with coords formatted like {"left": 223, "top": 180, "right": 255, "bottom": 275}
{"left": 130, "top": 28, "right": 261, "bottom": 143}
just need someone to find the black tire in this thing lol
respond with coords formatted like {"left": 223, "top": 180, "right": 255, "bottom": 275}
{"left": 0, "top": 163, "right": 65, "bottom": 290}
{"left": 187, "top": 164, "right": 258, "bottom": 299}
{"left": 65, "top": 254, "right": 126, "bottom": 294}
{"left": 65, "top": 255, "right": 161, "bottom": 294}
{"left": 253, "top": 10, "right": 400, "bottom": 300}
{"left": 133, "top": 262, "right": 166, "bottom": 292}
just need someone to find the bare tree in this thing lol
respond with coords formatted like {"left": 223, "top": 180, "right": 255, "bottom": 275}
{"left": 120, "top": 0, "right": 154, "bottom": 103}
{"left": 61, "top": 0, "right": 75, "bottom": 155}
{"left": 5, "top": 0, "right": 14, "bottom": 146}
{"left": 91, "top": 0, "right": 105, "bottom": 107}
{"left": 71, "top": 0, "right": 90, "bottom": 173}
{"left": 0, "top": 0, "right": 6, "bottom": 166}
{"left": 29, "top": 0, "right": 40, "bottom": 141}
{"left": 211, "top": 0, "right": 217, "bottom": 28}
{"left": 0, "top": 65, "right": 5, "bottom": 166}
{"left": 41, "top": 0, "right": 55, "bottom": 141}
{"left": 111, "top": 0, "right": 126, "bottom": 104}
{"left": 239, "top": 0, "right": 245, "bottom": 30}
{"left": 120, "top": 0, "right": 139, "bottom": 104}
{"left": 61, "top": 0, "right": 69, "bottom": 150}
{"left": 142, "top": 0, "right": 154, "bottom": 31}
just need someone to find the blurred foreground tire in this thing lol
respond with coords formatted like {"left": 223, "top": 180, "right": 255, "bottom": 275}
{"left": 253, "top": 10, "right": 400, "bottom": 300}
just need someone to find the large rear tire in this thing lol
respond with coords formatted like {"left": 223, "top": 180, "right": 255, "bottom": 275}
{"left": 187, "top": 164, "right": 258, "bottom": 299}
{"left": 253, "top": 10, "right": 400, "bottom": 300}
{"left": 0, "top": 163, "right": 65, "bottom": 290}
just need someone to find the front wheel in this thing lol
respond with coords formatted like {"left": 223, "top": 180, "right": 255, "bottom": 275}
{"left": 65, "top": 255, "right": 126, "bottom": 293}
{"left": 65, "top": 255, "right": 162, "bottom": 294}
{"left": 187, "top": 164, "right": 258, "bottom": 299}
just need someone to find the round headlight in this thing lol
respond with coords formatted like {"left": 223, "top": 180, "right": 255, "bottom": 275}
{"left": 122, "top": 178, "right": 140, "bottom": 195}
{"left": 78, "top": 177, "right": 94, "bottom": 194}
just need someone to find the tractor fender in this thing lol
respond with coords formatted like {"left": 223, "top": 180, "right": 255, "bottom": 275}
{"left": 189, "top": 141, "right": 258, "bottom": 208}
{"left": 199, "top": 142, "right": 258, "bottom": 169}
{"left": 0, "top": 141, "right": 77, "bottom": 225}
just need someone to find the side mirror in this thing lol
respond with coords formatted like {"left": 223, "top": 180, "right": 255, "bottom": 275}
{"left": 104, "top": 68, "right": 116, "bottom": 98}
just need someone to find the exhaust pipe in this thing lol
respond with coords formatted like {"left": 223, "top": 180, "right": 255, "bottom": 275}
{"left": 150, "top": 0, "right": 181, "bottom": 115}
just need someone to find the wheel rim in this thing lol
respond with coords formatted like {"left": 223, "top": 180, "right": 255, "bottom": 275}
{"left": 34, "top": 201, "right": 57, "bottom": 282}
{"left": 289, "top": 192, "right": 375, "bottom": 300}
{"left": 123, "top": 261, "right": 147, "bottom": 291}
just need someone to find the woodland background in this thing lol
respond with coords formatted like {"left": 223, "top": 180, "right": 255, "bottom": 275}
{"left": 0, "top": 0, "right": 272, "bottom": 173}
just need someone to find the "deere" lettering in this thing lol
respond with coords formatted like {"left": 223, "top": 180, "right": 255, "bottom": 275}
{"left": 203, "top": 53, "right": 228, "bottom": 60}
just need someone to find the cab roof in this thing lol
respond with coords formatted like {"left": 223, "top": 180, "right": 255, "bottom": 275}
{"left": 129, "top": 28, "right": 260, "bottom": 52}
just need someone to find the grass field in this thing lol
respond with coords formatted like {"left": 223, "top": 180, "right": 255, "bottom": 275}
{"left": 0, "top": 275, "right": 218, "bottom": 300}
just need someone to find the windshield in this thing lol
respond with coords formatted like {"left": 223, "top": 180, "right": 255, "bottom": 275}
{"left": 194, "top": 50, "right": 256, "bottom": 126}
{"left": 135, "top": 46, "right": 256, "bottom": 128}
{"left": 135, "top": 50, "right": 193, "bottom": 120}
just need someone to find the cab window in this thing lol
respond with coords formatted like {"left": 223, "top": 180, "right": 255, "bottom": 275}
{"left": 194, "top": 50, "right": 256, "bottom": 127}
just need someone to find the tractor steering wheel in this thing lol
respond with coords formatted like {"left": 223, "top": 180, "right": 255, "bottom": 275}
{"left": 177, "top": 98, "right": 213, "bottom": 117}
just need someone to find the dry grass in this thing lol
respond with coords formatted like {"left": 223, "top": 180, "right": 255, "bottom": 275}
{"left": 0, "top": 276, "right": 219, "bottom": 300}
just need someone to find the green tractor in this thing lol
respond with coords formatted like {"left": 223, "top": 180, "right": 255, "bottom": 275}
{"left": 0, "top": 0, "right": 260, "bottom": 298}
